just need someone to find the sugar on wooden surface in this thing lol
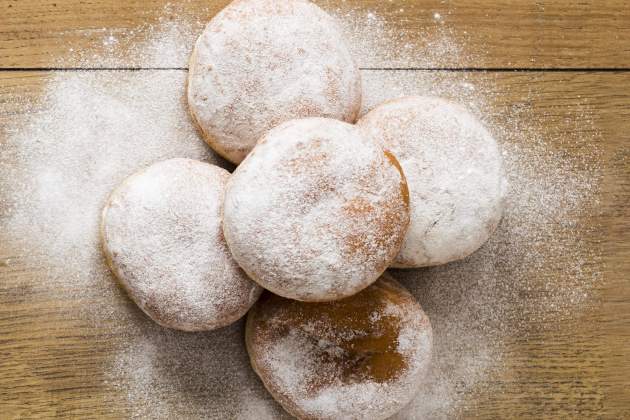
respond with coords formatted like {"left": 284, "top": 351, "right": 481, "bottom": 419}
{"left": 0, "top": 4, "right": 602, "bottom": 419}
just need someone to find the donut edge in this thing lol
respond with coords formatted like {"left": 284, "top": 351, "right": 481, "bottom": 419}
{"left": 245, "top": 297, "right": 317, "bottom": 420}
{"left": 244, "top": 276, "right": 433, "bottom": 420}
{"left": 359, "top": 95, "right": 507, "bottom": 269}
{"left": 100, "top": 158, "right": 260, "bottom": 332}
{"left": 186, "top": 0, "right": 364, "bottom": 166}
{"left": 222, "top": 121, "right": 411, "bottom": 303}
{"left": 187, "top": 43, "right": 247, "bottom": 165}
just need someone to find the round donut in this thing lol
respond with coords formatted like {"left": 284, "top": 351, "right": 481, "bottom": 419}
{"left": 100, "top": 158, "right": 262, "bottom": 331}
{"left": 187, "top": 0, "right": 362, "bottom": 165}
{"left": 358, "top": 96, "right": 507, "bottom": 268}
{"left": 246, "top": 275, "right": 433, "bottom": 420}
{"left": 223, "top": 118, "right": 410, "bottom": 302}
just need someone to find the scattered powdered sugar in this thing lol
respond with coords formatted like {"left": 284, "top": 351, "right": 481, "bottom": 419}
{"left": 329, "top": 5, "right": 472, "bottom": 69}
{"left": 107, "top": 321, "right": 273, "bottom": 419}
{"left": 362, "top": 73, "right": 601, "bottom": 418}
{"left": 64, "top": 3, "right": 211, "bottom": 69}
{"left": 0, "top": 3, "right": 601, "bottom": 419}
{"left": 0, "top": 69, "right": 225, "bottom": 315}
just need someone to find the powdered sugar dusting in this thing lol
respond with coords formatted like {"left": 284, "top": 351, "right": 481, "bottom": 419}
{"left": 188, "top": 0, "right": 362, "bottom": 164}
{"left": 360, "top": 73, "right": 600, "bottom": 418}
{"left": 107, "top": 321, "right": 270, "bottom": 419}
{"left": 101, "top": 159, "right": 261, "bottom": 331}
{"left": 359, "top": 96, "right": 507, "bottom": 268}
{"left": 0, "top": 70, "right": 220, "bottom": 310}
{"left": 328, "top": 5, "right": 472, "bottom": 69}
{"left": 223, "top": 118, "right": 409, "bottom": 301}
{"left": 0, "top": 3, "right": 601, "bottom": 419}
{"left": 64, "top": 3, "right": 211, "bottom": 69}
{"left": 246, "top": 279, "right": 432, "bottom": 419}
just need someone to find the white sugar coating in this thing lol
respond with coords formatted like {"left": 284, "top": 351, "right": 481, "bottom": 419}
{"left": 187, "top": 0, "right": 362, "bottom": 164}
{"left": 362, "top": 71, "right": 601, "bottom": 419}
{"left": 359, "top": 96, "right": 507, "bottom": 268}
{"left": 223, "top": 118, "right": 409, "bottom": 302}
{"left": 101, "top": 159, "right": 262, "bottom": 331}
{"left": 246, "top": 279, "right": 433, "bottom": 420}
{"left": 0, "top": 5, "right": 602, "bottom": 420}
{"left": 0, "top": 68, "right": 220, "bottom": 305}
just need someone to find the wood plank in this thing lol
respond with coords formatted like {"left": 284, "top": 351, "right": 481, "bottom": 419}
{"left": 0, "top": 69, "right": 628, "bottom": 418}
{"left": 1, "top": 0, "right": 630, "bottom": 69}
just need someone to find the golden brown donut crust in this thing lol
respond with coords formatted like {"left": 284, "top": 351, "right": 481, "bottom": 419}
{"left": 246, "top": 276, "right": 433, "bottom": 420}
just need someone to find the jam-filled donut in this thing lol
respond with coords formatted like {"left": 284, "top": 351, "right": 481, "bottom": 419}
{"left": 187, "top": 0, "right": 362, "bottom": 164}
{"left": 223, "top": 118, "right": 410, "bottom": 302}
{"left": 100, "top": 158, "right": 262, "bottom": 331}
{"left": 359, "top": 96, "right": 507, "bottom": 268}
{"left": 246, "top": 276, "right": 433, "bottom": 420}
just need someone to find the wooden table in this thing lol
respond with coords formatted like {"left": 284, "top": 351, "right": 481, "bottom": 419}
{"left": 1, "top": 1, "right": 628, "bottom": 418}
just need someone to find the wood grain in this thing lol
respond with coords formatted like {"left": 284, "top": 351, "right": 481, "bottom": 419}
{"left": 1, "top": 0, "right": 630, "bottom": 69}
{"left": 1, "top": 0, "right": 629, "bottom": 418}
{"left": 0, "top": 69, "right": 628, "bottom": 418}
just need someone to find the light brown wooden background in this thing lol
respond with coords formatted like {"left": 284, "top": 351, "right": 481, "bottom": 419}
{"left": 1, "top": 1, "right": 628, "bottom": 419}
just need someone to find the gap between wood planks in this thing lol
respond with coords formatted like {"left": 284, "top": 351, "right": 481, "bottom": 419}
{"left": 1, "top": 67, "right": 630, "bottom": 72}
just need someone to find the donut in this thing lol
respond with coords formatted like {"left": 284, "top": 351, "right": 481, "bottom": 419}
{"left": 358, "top": 96, "right": 507, "bottom": 268}
{"left": 222, "top": 118, "right": 410, "bottom": 302}
{"left": 100, "top": 158, "right": 262, "bottom": 331}
{"left": 187, "top": 0, "right": 362, "bottom": 164}
{"left": 246, "top": 276, "right": 433, "bottom": 420}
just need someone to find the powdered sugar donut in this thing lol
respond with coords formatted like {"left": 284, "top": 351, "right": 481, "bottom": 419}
{"left": 358, "top": 96, "right": 507, "bottom": 268}
{"left": 223, "top": 118, "right": 410, "bottom": 302}
{"left": 100, "top": 158, "right": 262, "bottom": 331}
{"left": 246, "top": 276, "right": 433, "bottom": 420}
{"left": 187, "top": 0, "right": 362, "bottom": 164}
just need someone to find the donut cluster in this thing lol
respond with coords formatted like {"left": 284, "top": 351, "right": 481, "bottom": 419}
{"left": 100, "top": 1, "right": 506, "bottom": 418}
